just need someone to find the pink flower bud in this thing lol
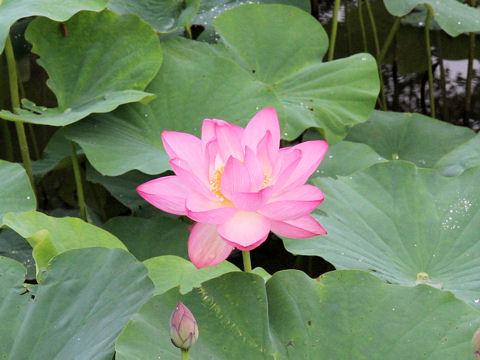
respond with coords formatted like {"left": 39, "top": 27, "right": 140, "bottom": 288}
{"left": 170, "top": 301, "right": 199, "bottom": 350}
{"left": 473, "top": 328, "right": 480, "bottom": 359}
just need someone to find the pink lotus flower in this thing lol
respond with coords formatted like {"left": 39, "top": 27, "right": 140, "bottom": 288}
{"left": 137, "top": 108, "right": 328, "bottom": 268}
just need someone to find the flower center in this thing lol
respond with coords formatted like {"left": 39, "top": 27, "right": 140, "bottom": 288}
{"left": 210, "top": 166, "right": 227, "bottom": 201}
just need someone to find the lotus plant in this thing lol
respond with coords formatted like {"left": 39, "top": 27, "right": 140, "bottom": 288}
{"left": 170, "top": 301, "right": 199, "bottom": 359}
{"left": 137, "top": 108, "right": 328, "bottom": 269}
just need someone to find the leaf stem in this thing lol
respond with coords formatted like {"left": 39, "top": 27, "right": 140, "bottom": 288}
{"left": 327, "top": 0, "right": 341, "bottom": 61}
{"left": 424, "top": 4, "right": 435, "bottom": 118}
{"left": 181, "top": 349, "right": 189, "bottom": 360}
{"left": 70, "top": 141, "right": 88, "bottom": 222}
{"left": 358, "top": 0, "right": 368, "bottom": 52}
{"left": 242, "top": 251, "right": 252, "bottom": 273}
{"left": 5, "top": 35, "right": 35, "bottom": 194}
{"left": 1, "top": 120, "right": 14, "bottom": 161}
{"left": 436, "top": 31, "right": 449, "bottom": 121}
{"left": 378, "top": 17, "right": 400, "bottom": 64}
{"left": 465, "top": 0, "right": 476, "bottom": 125}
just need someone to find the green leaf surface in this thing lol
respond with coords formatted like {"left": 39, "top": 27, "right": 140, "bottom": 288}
{"left": 0, "top": 160, "right": 36, "bottom": 225}
{"left": 3, "top": 211, "right": 126, "bottom": 273}
{"left": 435, "top": 133, "right": 480, "bottom": 177}
{"left": 0, "top": 248, "right": 153, "bottom": 360}
{"left": 346, "top": 111, "right": 476, "bottom": 172}
{"left": 0, "top": 229, "right": 35, "bottom": 279}
{"left": 116, "top": 270, "right": 480, "bottom": 359}
{"left": 284, "top": 161, "right": 480, "bottom": 308}
{"left": 108, "top": 0, "right": 200, "bottom": 33}
{"left": 86, "top": 164, "right": 157, "bottom": 211}
{"left": 0, "top": 0, "right": 108, "bottom": 52}
{"left": 315, "top": 141, "right": 386, "bottom": 178}
{"left": 383, "top": 0, "right": 480, "bottom": 36}
{"left": 0, "top": 10, "right": 162, "bottom": 126}
{"left": 103, "top": 215, "right": 189, "bottom": 261}
{"left": 144, "top": 255, "right": 240, "bottom": 295}
{"left": 64, "top": 4, "right": 379, "bottom": 175}
{"left": 193, "top": 0, "right": 310, "bottom": 41}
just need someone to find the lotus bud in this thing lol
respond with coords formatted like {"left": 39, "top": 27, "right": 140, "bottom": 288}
{"left": 170, "top": 301, "right": 199, "bottom": 350}
{"left": 473, "top": 328, "right": 480, "bottom": 359}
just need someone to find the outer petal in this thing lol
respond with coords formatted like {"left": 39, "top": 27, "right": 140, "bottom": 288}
{"left": 162, "top": 131, "right": 207, "bottom": 182}
{"left": 186, "top": 192, "right": 236, "bottom": 224}
{"left": 242, "top": 108, "right": 280, "bottom": 153}
{"left": 270, "top": 215, "right": 326, "bottom": 238}
{"left": 217, "top": 211, "right": 271, "bottom": 249}
{"left": 188, "top": 223, "right": 234, "bottom": 268}
{"left": 277, "top": 141, "right": 328, "bottom": 192}
{"left": 259, "top": 185, "right": 324, "bottom": 220}
{"left": 230, "top": 186, "right": 274, "bottom": 212}
{"left": 136, "top": 176, "right": 188, "bottom": 215}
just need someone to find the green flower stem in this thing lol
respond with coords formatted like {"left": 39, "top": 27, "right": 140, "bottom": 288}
{"left": 242, "top": 251, "right": 252, "bottom": 273}
{"left": 185, "top": 24, "right": 193, "bottom": 39}
{"left": 424, "top": 4, "right": 435, "bottom": 118}
{"left": 70, "top": 141, "right": 88, "bottom": 222}
{"left": 358, "top": 0, "right": 368, "bottom": 52}
{"left": 181, "top": 349, "right": 189, "bottom": 360}
{"left": 465, "top": 0, "right": 476, "bottom": 125}
{"left": 27, "top": 124, "right": 41, "bottom": 160}
{"left": 327, "top": 0, "right": 341, "bottom": 61}
{"left": 344, "top": 0, "right": 352, "bottom": 54}
{"left": 364, "top": 0, "right": 386, "bottom": 110}
{"left": 5, "top": 35, "right": 35, "bottom": 194}
{"left": 378, "top": 17, "right": 401, "bottom": 64}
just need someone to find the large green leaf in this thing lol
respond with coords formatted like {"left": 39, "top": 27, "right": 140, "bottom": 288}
{"left": 108, "top": 0, "right": 200, "bottom": 33}
{"left": 436, "top": 133, "right": 480, "bottom": 177}
{"left": 346, "top": 111, "right": 476, "bottom": 174}
{"left": 3, "top": 211, "right": 126, "bottom": 273}
{"left": 0, "top": 229, "right": 35, "bottom": 279}
{"left": 144, "top": 255, "right": 240, "bottom": 295}
{"left": 0, "top": 10, "right": 162, "bottom": 126}
{"left": 0, "top": 248, "right": 153, "bottom": 360}
{"left": 285, "top": 161, "right": 480, "bottom": 308}
{"left": 193, "top": 0, "right": 310, "bottom": 41}
{"left": 383, "top": 0, "right": 480, "bottom": 37}
{"left": 103, "top": 215, "right": 189, "bottom": 261}
{"left": 0, "top": 0, "right": 108, "bottom": 52}
{"left": 0, "top": 160, "right": 36, "bottom": 225}
{"left": 64, "top": 4, "right": 379, "bottom": 175}
{"left": 116, "top": 270, "right": 480, "bottom": 359}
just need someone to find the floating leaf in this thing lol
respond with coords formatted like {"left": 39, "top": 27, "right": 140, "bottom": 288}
{"left": 108, "top": 0, "right": 200, "bottom": 33}
{"left": 383, "top": 0, "right": 480, "bottom": 37}
{"left": 3, "top": 211, "right": 126, "bottom": 273}
{"left": 0, "top": 248, "right": 153, "bottom": 360}
{"left": 103, "top": 215, "right": 189, "bottom": 261}
{"left": 0, "top": 0, "right": 108, "bottom": 52}
{"left": 346, "top": 111, "right": 476, "bottom": 173}
{"left": 0, "top": 160, "right": 36, "bottom": 225}
{"left": 435, "top": 133, "right": 480, "bottom": 177}
{"left": 284, "top": 161, "right": 480, "bottom": 308}
{"left": 144, "top": 255, "right": 240, "bottom": 295}
{"left": 116, "top": 270, "right": 480, "bottom": 359}
{"left": 0, "top": 10, "right": 162, "bottom": 126}
{"left": 193, "top": 0, "right": 310, "bottom": 41}
{"left": 0, "top": 229, "right": 35, "bottom": 279}
{"left": 65, "top": 4, "right": 379, "bottom": 175}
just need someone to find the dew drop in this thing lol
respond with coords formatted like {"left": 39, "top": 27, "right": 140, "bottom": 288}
{"left": 283, "top": 132, "right": 288, "bottom": 136}
{"left": 26, "top": 196, "right": 31, "bottom": 200}
{"left": 474, "top": 299, "right": 479, "bottom": 304}
{"left": 361, "top": 57, "right": 367, "bottom": 61}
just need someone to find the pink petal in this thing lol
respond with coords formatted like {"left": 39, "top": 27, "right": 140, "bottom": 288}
{"left": 186, "top": 192, "right": 237, "bottom": 224}
{"left": 188, "top": 223, "right": 234, "bottom": 268}
{"left": 242, "top": 108, "right": 280, "bottom": 153}
{"left": 170, "top": 158, "right": 211, "bottom": 197}
{"left": 259, "top": 185, "right": 324, "bottom": 220}
{"left": 230, "top": 186, "right": 274, "bottom": 212}
{"left": 244, "top": 146, "right": 265, "bottom": 190}
{"left": 217, "top": 211, "right": 271, "bottom": 249}
{"left": 136, "top": 176, "right": 188, "bottom": 215}
{"left": 256, "top": 131, "right": 276, "bottom": 177}
{"left": 270, "top": 215, "right": 326, "bottom": 238}
{"left": 221, "top": 234, "right": 267, "bottom": 251}
{"left": 277, "top": 141, "right": 328, "bottom": 192}
{"left": 220, "top": 156, "right": 253, "bottom": 198}
{"left": 270, "top": 148, "right": 302, "bottom": 191}
{"left": 162, "top": 131, "right": 207, "bottom": 182}
{"left": 214, "top": 121, "right": 244, "bottom": 162}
